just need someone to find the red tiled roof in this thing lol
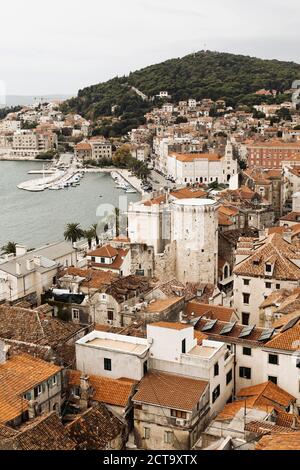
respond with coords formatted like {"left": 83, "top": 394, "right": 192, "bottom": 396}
{"left": 68, "top": 370, "right": 136, "bottom": 407}
{"left": 186, "top": 302, "right": 236, "bottom": 322}
{"left": 87, "top": 245, "right": 119, "bottom": 258}
{"left": 133, "top": 370, "right": 208, "bottom": 411}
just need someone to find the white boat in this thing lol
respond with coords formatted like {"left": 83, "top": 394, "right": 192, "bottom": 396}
{"left": 126, "top": 188, "right": 137, "bottom": 194}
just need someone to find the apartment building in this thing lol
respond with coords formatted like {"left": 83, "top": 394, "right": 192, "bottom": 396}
{"left": 233, "top": 233, "right": 300, "bottom": 326}
{"left": 11, "top": 130, "right": 57, "bottom": 158}
{"left": 246, "top": 141, "right": 300, "bottom": 169}
{"left": 195, "top": 316, "right": 300, "bottom": 410}
{"left": 0, "top": 350, "right": 62, "bottom": 427}
{"left": 0, "top": 241, "right": 78, "bottom": 304}
{"left": 0, "top": 120, "right": 21, "bottom": 132}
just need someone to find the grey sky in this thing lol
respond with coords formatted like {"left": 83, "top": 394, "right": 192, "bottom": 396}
{"left": 1, "top": 0, "right": 299, "bottom": 95}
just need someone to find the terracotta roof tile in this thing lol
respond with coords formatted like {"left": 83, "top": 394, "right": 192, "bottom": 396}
{"left": 0, "top": 412, "right": 76, "bottom": 450}
{"left": 237, "top": 381, "right": 295, "bottom": 408}
{"left": 265, "top": 320, "right": 300, "bottom": 351}
{"left": 234, "top": 233, "right": 300, "bottom": 280}
{"left": 61, "top": 267, "right": 117, "bottom": 289}
{"left": 150, "top": 322, "right": 191, "bottom": 331}
{"left": 186, "top": 302, "right": 236, "bottom": 322}
{"left": 145, "top": 297, "right": 184, "bottom": 313}
{"left": 256, "top": 432, "right": 300, "bottom": 450}
{"left": 66, "top": 405, "right": 124, "bottom": 450}
{"left": 0, "top": 355, "right": 61, "bottom": 424}
{"left": 133, "top": 370, "right": 208, "bottom": 411}
{"left": 169, "top": 152, "right": 221, "bottom": 162}
{"left": 68, "top": 370, "right": 136, "bottom": 407}
{"left": 87, "top": 245, "right": 119, "bottom": 258}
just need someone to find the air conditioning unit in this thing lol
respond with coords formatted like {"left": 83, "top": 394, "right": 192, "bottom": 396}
{"left": 176, "top": 419, "right": 186, "bottom": 426}
{"left": 107, "top": 320, "right": 113, "bottom": 325}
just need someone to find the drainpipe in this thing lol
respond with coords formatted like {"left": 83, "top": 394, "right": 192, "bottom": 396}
{"left": 233, "top": 343, "right": 237, "bottom": 398}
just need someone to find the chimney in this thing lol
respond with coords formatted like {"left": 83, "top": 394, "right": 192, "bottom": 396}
{"left": 28, "top": 400, "right": 38, "bottom": 420}
{"left": 33, "top": 256, "right": 41, "bottom": 267}
{"left": 15, "top": 244, "right": 27, "bottom": 257}
{"left": 79, "top": 374, "right": 92, "bottom": 411}
{"left": 0, "top": 340, "right": 10, "bottom": 364}
{"left": 258, "top": 229, "right": 267, "bottom": 241}
{"left": 282, "top": 230, "right": 292, "bottom": 244}
{"left": 26, "top": 259, "right": 34, "bottom": 271}
{"left": 16, "top": 262, "right": 22, "bottom": 275}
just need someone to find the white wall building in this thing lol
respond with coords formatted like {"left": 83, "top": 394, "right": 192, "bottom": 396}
{"left": 233, "top": 233, "right": 300, "bottom": 326}
{"left": 0, "top": 241, "right": 78, "bottom": 304}
{"left": 0, "top": 120, "right": 21, "bottom": 132}
{"left": 167, "top": 142, "right": 237, "bottom": 185}
{"left": 147, "top": 322, "right": 234, "bottom": 417}
{"left": 196, "top": 316, "right": 300, "bottom": 410}
{"left": 75, "top": 330, "right": 151, "bottom": 381}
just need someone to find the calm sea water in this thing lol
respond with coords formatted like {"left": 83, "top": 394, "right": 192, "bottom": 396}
{"left": 0, "top": 161, "right": 139, "bottom": 249}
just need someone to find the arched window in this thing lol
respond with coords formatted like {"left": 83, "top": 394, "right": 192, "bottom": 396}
{"left": 224, "top": 265, "right": 229, "bottom": 279}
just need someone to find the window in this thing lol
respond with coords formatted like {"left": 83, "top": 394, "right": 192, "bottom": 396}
{"left": 214, "top": 362, "right": 219, "bottom": 377}
{"left": 52, "top": 375, "right": 57, "bottom": 386}
{"left": 243, "top": 293, "right": 250, "bottom": 305}
{"left": 265, "top": 282, "right": 272, "bottom": 289}
{"left": 268, "top": 376, "right": 278, "bottom": 385}
{"left": 91, "top": 257, "right": 95, "bottom": 262}
{"left": 171, "top": 410, "right": 187, "bottom": 419}
{"left": 182, "top": 339, "right": 186, "bottom": 354}
{"left": 104, "top": 358, "right": 112, "bottom": 371}
{"left": 164, "top": 431, "right": 174, "bottom": 444}
{"left": 265, "top": 263, "right": 272, "bottom": 273}
{"left": 243, "top": 279, "right": 250, "bottom": 286}
{"left": 268, "top": 354, "right": 279, "bottom": 365}
{"left": 34, "top": 384, "right": 42, "bottom": 398}
{"left": 242, "top": 312, "right": 250, "bottom": 326}
{"left": 101, "top": 257, "right": 105, "bottom": 264}
{"left": 276, "top": 284, "right": 281, "bottom": 290}
{"left": 226, "top": 369, "right": 233, "bottom": 385}
{"left": 212, "top": 385, "right": 220, "bottom": 403}
{"left": 239, "top": 367, "right": 251, "bottom": 379}
{"left": 72, "top": 309, "right": 79, "bottom": 320}
{"left": 243, "top": 347, "right": 252, "bottom": 356}
{"left": 23, "top": 392, "right": 31, "bottom": 401}
{"left": 107, "top": 310, "right": 114, "bottom": 321}
{"left": 144, "top": 427, "right": 150, "bottom": 439}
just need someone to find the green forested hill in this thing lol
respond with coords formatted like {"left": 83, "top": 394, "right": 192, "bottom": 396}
{"left": 62, "top": 50, "right": 300, "bottom": 136}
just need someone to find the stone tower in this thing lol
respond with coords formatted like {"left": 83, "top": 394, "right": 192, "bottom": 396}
{"left": 171, "top": 198, "right": 218, "bottom": 285}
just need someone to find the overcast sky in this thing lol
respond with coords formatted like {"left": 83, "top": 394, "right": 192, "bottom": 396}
{"left": 1, "top": 0, "right": 299, "bottom": 96}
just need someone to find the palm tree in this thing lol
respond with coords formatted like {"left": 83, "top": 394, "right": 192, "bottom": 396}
{"left": 64, "top": 223, "right": 85, "bottom": 244}
{"left": 1, "top": 241, "right": 17, "bottom": 256}
{"left": 85, "top": 228, "right": 95, "bottom": 250}
{"left": 91, "top": 223, "right": 100, "bottom": 245}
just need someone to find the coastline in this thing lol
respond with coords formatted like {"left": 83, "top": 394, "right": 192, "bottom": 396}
{"left": 1, "top": 158, "right": 145, "bottom": 195}
{"left": 0, "top": 155, "right": 52, "bottom": 162}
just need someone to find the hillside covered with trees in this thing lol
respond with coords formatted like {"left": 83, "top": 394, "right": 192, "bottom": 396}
{"left": 61, "top": 50, "right": 300, "bottom": 136}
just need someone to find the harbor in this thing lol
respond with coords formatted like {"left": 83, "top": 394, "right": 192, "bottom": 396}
{"left": 0, "top": 160, "right": 140, "bottom": 248}
{"left": 16, "top": 153, "right": 143, "bottom": 194}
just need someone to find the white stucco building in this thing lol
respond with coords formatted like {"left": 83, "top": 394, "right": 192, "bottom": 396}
{"left": 75, "top": 330, "right": 151, "bottom": 381}
{"left": 167, "top": 142, "right": 237, "bottom": 185}
{"left": 0, "top": 241, "right": 78, "bottom": 305}
{"left": 233, "top": 233, "right": 300, "bottom": 326}
{"left": 147, "top": 322, "right": 234, "bottom": 417}
{"left": 196, "top": 316, "right": 300, "bottom": 410}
